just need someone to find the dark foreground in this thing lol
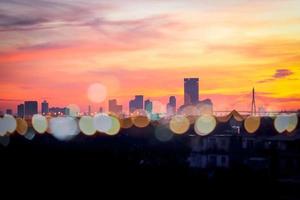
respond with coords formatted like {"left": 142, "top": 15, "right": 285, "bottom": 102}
{"left": 1, "top": 126, "right": 300, "bottom": 199}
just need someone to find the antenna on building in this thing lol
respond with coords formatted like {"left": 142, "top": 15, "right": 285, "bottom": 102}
{"left": 251, "top": 87, "right": 256, "bottom": 116}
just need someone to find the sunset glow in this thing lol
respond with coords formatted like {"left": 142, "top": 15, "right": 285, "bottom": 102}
{"left": 1, "top": 0, "right": 300, "bottom": 113}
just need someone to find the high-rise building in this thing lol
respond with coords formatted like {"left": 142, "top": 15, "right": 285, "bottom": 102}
{"left": 24, "top": 101, "right": 38, "bottom": 117}
{"left": 166, "top": 96, "right": 176, "bottom": 116}
{"left": 17, "top": 104, "right": 24, "bottom": 118}
{"left": 129, "top": 95, "right": 144, "bottom": 113}
{"left": 6, "top": 109, "right": 13, "bottom": 115}
{"left": 41, "top": 100, "right": 49, "bottom": 115}
{"left": 144, "top": 99, "right": 153, "bottom": 113}
{"left": 184, "top": 78, "right": 199, "bottom": 105}
{"left": 109, "top": 99, "right": 123, "bottom": 114}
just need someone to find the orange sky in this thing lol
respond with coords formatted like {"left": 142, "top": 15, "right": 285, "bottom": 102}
{"left": 0, "top": 0, "right": 300, "bottom": 113}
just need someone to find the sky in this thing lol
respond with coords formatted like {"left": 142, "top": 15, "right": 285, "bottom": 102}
{"left": 0, "top": 0, "right": 300, "bottom": 113}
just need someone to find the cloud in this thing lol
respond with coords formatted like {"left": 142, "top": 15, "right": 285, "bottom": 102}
{"left": 0, "top": 0, "right": 112, "bottom": 31}
{"left": 257, "top": 69, "right": 294, "bottom": 83}
{"left": 273, "top": 69, "right": 293, "bottom": 78}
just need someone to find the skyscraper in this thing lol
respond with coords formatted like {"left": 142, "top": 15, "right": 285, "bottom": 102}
{"left": 24, "top": 101, "right": 38, "bottom": 117}
{"left": 17, "top": 104, "right": 24, "bottom": 118}
{"left": 144, "top": 99, "right": 153, "bottom": 113}
{"left": 129, "top": 95, "right": 144, "bottom": 113}
{"left": 41, "top": 100, "right": 49, "bottom": 115}
{"left": 184, "top": 78, "right": 199, "bottom": 105}
{"left": 167, "top": 96, "right": 176, "bottom": 116}
{"left": 109, "top": 99, "right": 123, "bottom": 114}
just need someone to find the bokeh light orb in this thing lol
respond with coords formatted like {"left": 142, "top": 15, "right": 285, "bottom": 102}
{"left": 132, "top": 115, "right": 150, "bottom": 128}
{"left": 16, "top": 118, "right": 28, "bottom": 135}
{"left": 0, "top": 118, "right": 7, "bottom": 136}
{"left": 132, "top": 109, "right": 150, "bottom": 128}
{"left": 87, "top": 83, "right": 107, "bottom": 103}
{"left": 32, "top": 114, "right": 48, "bottom": 134}
{"left": 169, "top": 115, "right": 190, "bottom": 135}
{"left": 24, "top": 128, "right": 36, "bottom": 140}
{"left": 155, "top": 125, "right": 173, "bottom": 142}
{"left": 274, "top": 114, "right": 289, "bottom": 133}
{"left": 244, "top": 116, "right": 261, "bottom": 134}
{"left": 120, "top": 117, "right": 133, "bottom": 129}
{"left": 106, "top": 116, "right": 121, "bottom": 136}
{"left": 152, "top": 100, "right": 165, "bottom": 114}
{"left": 2, "top": 114, "right": 17, "bottom": 134}
{"left": 49, "top": 117, "right": 79, "bottom": 141}
{"left": 93, "top": 113, "right": 113, "bottom": 133}
{"left": 79, "top": 116, "right": 96, "bottom": 136}
{"left": 287, "top": 114, "right": 298, "bottom": 133}
{"left": 194, "top": 115, "right": 217, "bottom": 136}
{"left": 67, "top": 104, "right": 80, "bottom": 117}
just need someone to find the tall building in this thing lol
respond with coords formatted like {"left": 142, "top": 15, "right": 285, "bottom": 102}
{"left": 17, "top": 104, "right": 24, "bottom": 118}
{"left": 144, "top": 99, "right": 153, "bottom": 113}
{"left": 166, "top": 96, "right": 176, "bottom": 116}
{"left": 129, "top": 95, "right": 144, "bottom": 113}
{"left": 184, "top": 78, "right": 199, "bottom": 105}
{"left": 41, "top": 100, "right": 49, "bottom": 115}
{"left": 109, "top": 99, "right": 123, "bottom": 114}
{"left": 24, "top": 101, "right": 38, "bottom": 117}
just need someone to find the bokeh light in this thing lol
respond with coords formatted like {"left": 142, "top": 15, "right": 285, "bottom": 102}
{"left": 194, "top": 115, "right": 217, "bottom": 136}
{"left": 93, "top": 113, "right": 113, "bottom": 133}
{"left": 274, "top": 114, "right": 289, "bottom": 133}
{"left": 0, "top": 114, "right": 17, "bottom": 135}
{"left": 274, "top": 114, "right": 298, "bottom": 133}
{"left": 87, "top": 83, "right": 107, "bottom": 103}
{"left": 132, "top": 109, "right": 150, "bottom": 128}
{"left": 0, "top": 118, "right": 7, "bottom": 136}
{"left": 120, "top": 117, "right": 133, "bottom": 129}
{"left": 244, "top": 116, "right": 261, "bottom": 134}
{"left": 67, "top": 104, "right": 80, "bottom": 117}
{"left": 132, "top": 115, "right": 150, "bottom": 128}
{"left": 24, "top": 128, "right": 36, "bottom": 140}
{"left": 16, "top": 118, "right": 28, "bottom": 135}
{"left": 32, "top": 114, "right": 48, "bottom": 134}
{"left": 152, "top": 100, "right": 165, "bottom": 114}
{"left": 155, "top": 125, "right": 173, "bottom": 142}
{"left": 169, "top": 115, "right": 190, "bottom": 135}
{"left": 49, "top": 117, "right": 79, "bottom": 141}
{"left": 106, "top": 116, "right": 121, "bottom": 136}
{"left": 287, "top": 114, "right": 298, "bottom": 133}
{"left": 79, "top": 116, "right": 96, "bottom": 136}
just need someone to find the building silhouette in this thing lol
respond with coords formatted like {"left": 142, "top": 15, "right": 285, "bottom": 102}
{"left": 49, "top": 107, "right": 67, "bottom": 116}
{"left": 129, "top": 95, "right": 144, "bottom": 113}
{"left": 41, "top": 100, "right": 49, "bottom": 115}
{"left": 167, "top": 96, "right": 176, "bottom": 116}
{"left": 109, "top": 99, "right": 123, "bottom": 114}
{"left": 17, "top": 104, "right": 24, "bottom": 118}
{"left": 6, "top": 109, "right": 13, "bottom": 115}
{"left": 144, "top": 99, "right": 153, "bottom": 113}
{"left": 184, "top": 78, "right": 199, "bottom": 105}
{"left": 24, "top": 101, "right": 38, "bottom": 117}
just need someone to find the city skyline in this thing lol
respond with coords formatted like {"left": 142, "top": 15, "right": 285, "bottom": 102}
{"left": 1, "top": 0, "right": 300, "bottom": 112}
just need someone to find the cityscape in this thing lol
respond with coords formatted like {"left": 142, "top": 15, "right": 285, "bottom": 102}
{"left": 1, "top": 0, "right": 300, "bottom": 197}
